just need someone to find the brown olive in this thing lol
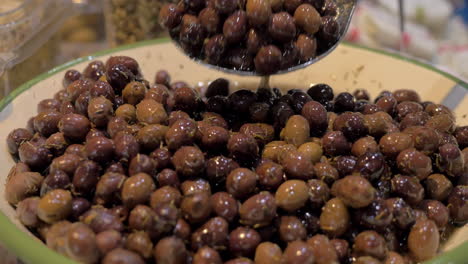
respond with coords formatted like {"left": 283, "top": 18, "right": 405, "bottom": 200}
{"left": 115, "top": 104, "right": 136, "bottom": 123}
{"left": 246, "top": 0, "right": 271, "bottom": 26}
{"left": 222, "top": 10, "right": 247, "bottom": 45}
{"left": 276, "top": 180, "right": 309, "bottom": 212}
{"left": 228, "top": 133, "right": 260, "bottom": 166}
{"left": 294, "top": 4, "right": 321, "bottom": 34}
{"left": 385, "top": 198, "right": 415, "bottom": 230}
{"left": 254, "top": 45, "right": 282, "bottom": 75}
{"left": 40, "top": 170, "right": 71, "bottom": 196}
{"left": 33, "top": 111, "right": 62, "bottom": 137}
{"left": 354, "top": 230, "right": 387, "bottom": 260}
{"left": 256, "top": 161, "right": 284, "bottom": 190}
{"left": 230, "top": 227, "right": 262, "bottom": 258}
{"left": 18, "top": 140, "right": 53, "bottom": 171}
{"left": 282, "top": 240, "right": 315, "bottom": 264}
{"left": 279, "top": 216, "right": 307, "bottom": 242}
{"left": 352, "top": 136, "right": 379, "bottom": 157}
{"left": 63, "top": 69, "right": 82, "bottom": 88}
{"left": 150, "top": 148, "right": 171, "bottom": 170}
{"left": 418, "top": 200, "right": 449, "bottom": 229}
{"left": 74, "top": 91, "right": 90, "bottom": 116}
{"left": 375, "top": 95, "right": 397, "bottom": 116}
{"left": 226, "top": 168, "right": 257, "bottom": 199}
{"left": 193, "top": 246, "right": 223, "bottom": 264}
{"left": 104, "top": 161, "right": 125, "bottom": 174}
{"left": 239, "top": 123, "right": 274, "bottom": 147}
{"left": 45, "top": 220, "right": 72, "bottom": 254}
{"left": 314, "top": 162, "right": 339, "bottom": 185}
{"left": 71, "top": 197, "right": 91, "bottom": 220}
{"left": 447, "top": 186, "right": 468, "bottom": 223}
{"left": 263, "top": 141, "right": 294, "bottom": 163}
{"left": 44, "top": 132, "right": 69, "bottom": 156}
{"left": 383, "top": 251, "right": 406, "bottom": 264}
{"left": 281, "top": 150, "right": 315, "bottom": 180}
{"left": 147, "top": 85, "right": 170, "bottom": 109}
{"left": 94, "top": 172, "right": 127, "bottom": 205}
{"left": 379, "top": 132, "right": 414, "bottom": 158}
{"left": 121, "top": 173, "right": 155, "bottom": 208}
{"left": 254, "top": 242, "right": 282, "bottom": 264}
{"left": 172, "top": 146, "right": 205, "bottom": 178}
{"left": 102, "top": 248, "right": 145, "bottom": 264}
{"left": 437, "top": 143, "right": 465, "bottom": 177}
{"left": 179, "top": 14, "right": 206, "bottom": 50}
{"left": 114, "top": 132, "right": 140, "bottom": 162}
{"left": 166, "top": 118, "right": 198, "bottom": 150}
{"left": 298, "top": 142, "right": 323, "bottom": 164}
{"left": 84, "top": 136, "right": 115, "bottom": 164}
{"left": 330, "top": 239, "right": 349, "bottom": 261}
{"left": 85, "top": 128, "right": 107, "bottom": 142}
{"left": 191, "top": 216, "right": 228, "bottom": 251}
{"left": 305, "top": 179, "right": 328, "bottom": 209}
{"left": 50, "top": 153, "right": 83, "bottom": 176}
{"left": 424, "top": 173, "right": 453, "bottom": 201}
{"left": 301, "top": 101, "right": 328, "bottom": 137}
{"left": 225, "top": 258, "right": 254, "bottom": 264}
{"left": 96, "top": 230, "right": 122, "bottom": 255}
{"left": 239, "top": 191, "right": 276, "bottom": 227}
{"left": 205, "top": 156, "right": 239, "bottom": 185}
{"left": 16, "top": 197, "right": 40, "bottom": 227}
{"left": 155, "top": 169, "right": 179, "bottom": 188}
{"left": 280, "top": 115, "right": 310, "bottom": 147}
{"left": 128, "top": 154, "right": 155, "bottom": 176}
{"left": 181, "top": 192, "right": 212, "bottom": 224}
{"left": 320, "top": 197, "right": 349, "bottom": 237}
{"left": 150, "top": 186, "right": 181, "bottom": 210}
{"left": 354, "top": 256, "right": 382, "bottom": 264}
{"left": 425, "top": 113, "right": 456, "bottom": 133}
{"left": 58, "top": 113, "right": 91, "bottom": 141}
{"left": 124, "top": 231, "right": 153, "bottom": 259}
{"left": 65, "top": 144, "right": 85, "bottom": 157}
{"left": 72, "top": 160, "right": 100, "bottom": 196}
{"left": 201, "top": 125, "right": 229, "bottom": 150}
{"left": 154, "top": 236, "right": 187, "bottom": 264}
{"left": 5, "top": 171, "right": 43, "bottom": 205}
{"left": 322, "top": 131, "right": 351, "bottom": 156}
{"left": 136, "top": 99, "right": 167, "bottom": 124}
{"left": 122, "top": 81, "right": 147, "bottom": 105}
{"left": 66, "top": 79, "right": 93, "bottom": 102}
{"left": 7, "top": 128, "right": 33, "bottom": 155}
{"left": 210, "top": 192, "right": 238, "bottom": 222}
{"left": 198, "top": 8, "right": 219, "bottom": 35}
{"left": 331, "top": 175, "right": 375, "bottom": 208}
{"left": 181, "top": 178, "right": 211, "bottom": 196}
{"left": 87, "top": 96, "right": 114, "bottom": 128}
{"left": 306, "top": 234, "right": 339, "bottom": 264}
{"left": 168, "top": 111, "right": 191, "bottom": 126}
{"left": 408, "top": 219, "right": 439, "bottom": 262}
{"left": 396, "top": 148, "right": 432, "bottom": 180}
{"left": 37, "top": 189, "right": 72, "bottom": 223}
{"left": 136, "top": 124, "right": 167, "bottom": 152}
{"left": 82, "top": 206, "right": 124, "bottom": 234}
{"left": 62, "top": 222, "right": 100, "bottom": 263}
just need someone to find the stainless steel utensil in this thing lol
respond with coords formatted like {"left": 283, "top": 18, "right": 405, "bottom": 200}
{"left": 169, "top": 0, "right": 357, "bottom": 87}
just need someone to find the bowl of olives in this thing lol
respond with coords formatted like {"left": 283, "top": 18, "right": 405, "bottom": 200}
{"left": 0, "top": 38, "right": 467, "bottom": 264}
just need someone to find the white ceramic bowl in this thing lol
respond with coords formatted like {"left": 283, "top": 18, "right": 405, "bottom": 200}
{"left": 0, "top": 39, "right": 467, "bottom": 263}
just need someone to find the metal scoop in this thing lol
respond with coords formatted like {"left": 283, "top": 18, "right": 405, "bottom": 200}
{"left": 169, "top": 0, "right": 357, "bottom": 86}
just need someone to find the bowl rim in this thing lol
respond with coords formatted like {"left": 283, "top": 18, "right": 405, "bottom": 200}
{"left": 0, "top": 37, "right": 467, "bottom": 264}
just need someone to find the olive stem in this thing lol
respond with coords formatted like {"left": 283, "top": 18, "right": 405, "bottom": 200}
{"left": 259, "top": 76, "right": 270, "bottom": 90}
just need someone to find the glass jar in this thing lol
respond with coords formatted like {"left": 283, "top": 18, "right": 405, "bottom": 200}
{"left": 104, "top": 0, "right": 177, "bottom": 46}
{"left": 0, "top": 0, "right": 73, "bottom": 98}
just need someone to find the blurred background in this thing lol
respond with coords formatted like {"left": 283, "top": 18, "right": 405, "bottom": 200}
{"left": 0, "top": 0, "right": 467, "bottom": 101}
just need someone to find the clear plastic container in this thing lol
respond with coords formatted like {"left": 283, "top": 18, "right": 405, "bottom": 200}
{"left": 104, "top": 0, "right": 177, "bottom": 47}
{"left": 0, "top": 0, "right": 73, "bottom": 98}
